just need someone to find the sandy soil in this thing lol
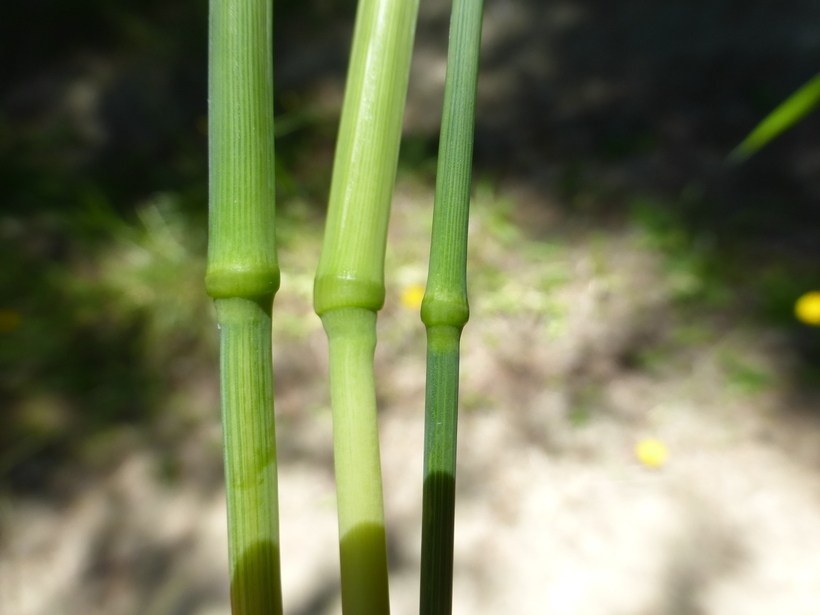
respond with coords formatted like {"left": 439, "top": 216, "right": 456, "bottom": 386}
{"left": 5, "top": 1, "right": 820, "bottom": 612}
{"left": 4, "top": 182, "right": 820, "bottom": 615}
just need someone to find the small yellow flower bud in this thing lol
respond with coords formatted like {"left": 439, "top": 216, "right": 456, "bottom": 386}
{"left": 635, "top": 438, "right": 669, "bottom": 468}
{"left": 795, "top": 291, "right": 820, "bottom": 326}
{"left": 400, "top": 284, "right": 426, "bottom": 310}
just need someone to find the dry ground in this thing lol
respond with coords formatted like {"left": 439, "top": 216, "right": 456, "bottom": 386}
{"left": 4, "top": 180, "right": 820, "bottom": 615}
{"left": 5, "top": 0, "right": 820, "bottom": 613}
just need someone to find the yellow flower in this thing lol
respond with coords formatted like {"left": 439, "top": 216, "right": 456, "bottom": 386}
{"left": 635, "top": 438, "right": 668, "bottom": 469}
{"left": 0, "top": 310, "right": 21, "bottom": 332}
{"left": 400, "top": 284, "right": 426, "bottom": 310}
{"left": 795, "top": 291, "right": 820, "bottom": 326}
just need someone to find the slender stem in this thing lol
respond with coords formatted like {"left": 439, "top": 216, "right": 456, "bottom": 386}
{"left": 207, "top": 0, "right": 282, "bottom": 613}
{"left": 217, "top": 298, "right": 282, "bottom": 615}
{"left": 314, "top": 0, "right": 420, "bottom": 316}
{"left": 207, "top": 0, "right": 279, "bottom": 299}
{"left": 313, "top": 0, "right": 419, "bottom": 612}
{"left": 323, "top": 307, "right": 390, "bottom": 615}
{"left": 419, "top": 326, "right": 461, "bottom": 615}
{"left": 419, "top": 0, "right": 483, "bottom": 613}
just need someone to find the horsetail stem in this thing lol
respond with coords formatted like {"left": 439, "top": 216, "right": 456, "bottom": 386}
{"left": 313, "top": 0, "right": 419, "bottom": 612}
{"left": 206, "top": 0, "right": 282, "bottom": 613}
{"left": 419, "top": 0, "right": 484, "bottom": 613}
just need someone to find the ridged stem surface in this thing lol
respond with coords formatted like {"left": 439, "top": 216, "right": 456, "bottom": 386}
{"left": 420, "top": 326, "right": 461, "bottom": 615}
{"left": 207, "top": 0, "right": 281, "bottom": 613}
{"left": 314, "top": 0, "right": 419, "bottom": 316}
{"left": 313, "top": 0, "right": 419, "bottom": 614}
{"left": 217, "top": 298, "right": 282, "bottom": 615}
{"left": 419, "top": 0, "right": 484, "bottom": 613}
{"left": 207, "top": 0, "right": 279, "bottom": 299}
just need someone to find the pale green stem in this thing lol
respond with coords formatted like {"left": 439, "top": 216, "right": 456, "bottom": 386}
{"left": 314, "top": 0, "right": 420, "bottom": 316}
{"left": 323, "top": 307, "right": 390, "bottom": 615}
{"left": 313, "top": 0, "right": 419, "bottom": 614}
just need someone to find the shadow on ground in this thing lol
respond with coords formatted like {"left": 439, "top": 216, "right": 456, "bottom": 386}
{"left": 4, "top": 1, "right": 820, "bottom": 614}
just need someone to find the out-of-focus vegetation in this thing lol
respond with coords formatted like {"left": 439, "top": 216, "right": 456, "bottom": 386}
{"left": 5, "top": 0, "right": 820, "bottom": 499}
{"left": 730, "top": 71, "right": 820, "bottom": 163}
{"left": 0, "top": 0, "right": 353, "bottom": 493}
{"left": 10, "top": 5, "right": 820, "bottom": 614}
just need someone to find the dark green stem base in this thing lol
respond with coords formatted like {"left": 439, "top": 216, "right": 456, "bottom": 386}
{"left": 420, "top": 325, "right": 461, "bottom": 615}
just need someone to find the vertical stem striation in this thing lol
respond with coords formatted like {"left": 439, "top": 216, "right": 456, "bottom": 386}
{"left": 207, "top": 0, "right": 281, "bottom": 613}
{"left": 217, "top": 298, "right": 282, "bottom": 615}
{"left": 419, "top": 326, "right": 461, "bottom": 615}
{"left": 314, "top": 0, "right": 420, "bottom": 316}
{"left": 313, "top": 0, "right": 419, "bottom": 613}
{"left": 419, "top": 0, "right": 484, "bottom": 613}
{"left": 207, "top": 0, "right": 279, "bottom": 300}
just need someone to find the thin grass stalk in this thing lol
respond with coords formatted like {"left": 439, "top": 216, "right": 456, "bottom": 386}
{"left": 419, "top": 0, "right": 484, "bottom": 613}
{"left": 206, "top": 0, "right": 282, "bottom": 613}
{"left": 313, "top": 0, "right": 419, "bottom": 613}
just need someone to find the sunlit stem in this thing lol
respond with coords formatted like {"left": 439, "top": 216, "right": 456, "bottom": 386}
{"left": 313, "top": 0, "right": 419, "bottom": 612}
{"left": 419, "top": 0, "right": 484, "bottom": 613}
{"left": 207, "top": 0, "right": 282, "bottom": 612}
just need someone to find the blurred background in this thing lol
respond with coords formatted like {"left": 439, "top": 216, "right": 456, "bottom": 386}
{"left": 4, "top": 0, "right": 820, "bottom": 613}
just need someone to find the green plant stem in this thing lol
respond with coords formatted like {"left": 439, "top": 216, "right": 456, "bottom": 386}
{"left": 323, "top": 307, "right": 390, "bottom": 615}
{"left": 216, "top": 298, "right": 282, "bottom": 615}
{"left": 419, "top": 326, "right": 461, "bottom": 615}
{"left": 419, "top": 0, "right": 483, "bottom": 613}
{"left": 207, "top": 0, "right": 281, "bottom": 613}
{"left": 207, "top": 0, "right": 279, "bottom": 300}
{"left": 313, "top": 0, "right": 419, "bottom": 612}
{"left": 313, "top": 0, "right": 420, "bottom": 316}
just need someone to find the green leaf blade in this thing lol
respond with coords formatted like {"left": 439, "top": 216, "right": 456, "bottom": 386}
{"left": 730, "top": 71, "right": 820, "bottom": 163}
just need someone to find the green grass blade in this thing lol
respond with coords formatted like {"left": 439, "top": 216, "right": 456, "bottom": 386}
{"left": 313, "top": 0, "right": 419, "bottom": 613}
{"left": 207, "top": 0, "right": 282, "bottom": 613}
{"left": 419, "top": 0, "right": 484, "bottom": 613}
{"left": 729, "top": 71, "right": 820, "bottom": 163}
